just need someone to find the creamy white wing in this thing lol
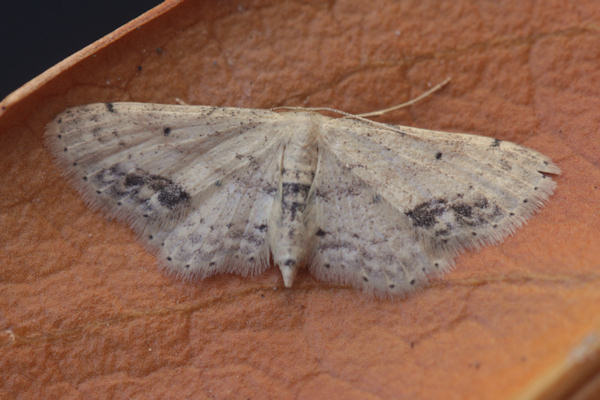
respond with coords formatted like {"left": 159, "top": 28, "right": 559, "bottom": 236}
{"left": 310, "top": 117, "right": 560, "bottom": 294}
{"left": 307, "top": 146, "right": 438, "bottom": 295}
{"left": 45, "top": 102, "right": 286, "bottom": 278}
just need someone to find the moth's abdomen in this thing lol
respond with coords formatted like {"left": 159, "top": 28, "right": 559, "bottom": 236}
{"left": 268, "top": 114, "right": 320, "bottom": 287}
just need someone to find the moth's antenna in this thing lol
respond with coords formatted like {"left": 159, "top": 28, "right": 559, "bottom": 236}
{"left": 357, "top": 77, "right": 451, "bottom": 118}
{"left": 273, "top": 77, "right": 450, "bottom": 119}
{"left": 272, "top": 77, "right": 451, "bottom": 135}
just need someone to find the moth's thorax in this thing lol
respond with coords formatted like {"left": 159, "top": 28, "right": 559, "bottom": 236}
{"left": 281, "top": 113, "right": 320, "bottom": 180}
{"left": 268, "top": 113, "right": 321, "bottom": 287}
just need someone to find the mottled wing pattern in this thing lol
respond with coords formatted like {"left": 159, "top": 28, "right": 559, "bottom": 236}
{"left": 156, "top": 141, "right": 283, "bottom": 279}
{"left": 307, "top": 147, "right": 435, "bottom": 295}
{"left": 45, "top": 102, "right": 285, "bottom": 278}
{"left": 312, "top": 117, "right": 560, "bottom": 294}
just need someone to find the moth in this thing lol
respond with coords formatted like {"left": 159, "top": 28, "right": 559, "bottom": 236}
{"left": 45, "top": 100, "right": 560, "bottom": 295}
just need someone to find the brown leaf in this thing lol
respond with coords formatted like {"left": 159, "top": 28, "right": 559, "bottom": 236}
{"left": 1, "top": 1, "right": 599, "bottom": 398}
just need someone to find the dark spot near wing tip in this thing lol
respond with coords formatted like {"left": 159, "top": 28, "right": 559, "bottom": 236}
{"left": 163, "top": 127, "right": 171, "bottom": 136}
{"left": 372, "top": 194, "right": 382, "bottom": 203}
{"left": 83, "top": 176, "right": 88, "bottom": 181}
{"left": 434, "top": 263, "right": 439, "bottom": 268}
{"left": 523, "top": 199, "right": 528, "bottom": 203}
{"left": 509, "top": 212, "right": 515, "bottom": 216}
{"left": 435, "top": 152, "right": 442, "bottom": 160}
{"left": 117, "top": 201, "right": 122, "bottom": 206}
{"left": 491, "top": 138, "right": 501, "bottom": 147}
{"left": 405, "top": 198, "right": 447, "bottom": 228}
{"left": 57, "top": 134, "right": 62, "bottom": 139}
{"left": 409, "top": 279, "right": 416, "bottom": 285}
{"left": 143, "top": 214, "right": 149, "bottom": 218}
{"left": 543, "top": 161, "right": 549, "bottom": 165}
{"left": 324, "top": 264, "right": 331, "bottom": 269}
{"left": 534, "top": 187, "right": 538, "bottom": 191}
{"left": 167, "top": 257, "right": 172, "bottom": 261}
{"left": 284, "top": 259, "right": 296, "bottom": 266}
{"left": 248, "top": 257, "right": 255, "bottom": 262}
{"left": 409, "top": 196, "right": 496, "bottom": 232}
{"left": 316, "top": 228, "right": 327, "bottom": 237}
{"left": 125, "top": 173, "right": 145, "bottom": 187}
{"left": 105, "top": 103, "right": 115, "bottom": 113}
{"left": 72, "top": 162, "right": 77, "bottom": 166}
{"left": 209, "top": 261, "right": 216, "bottom": 266}
{"left": 148, "top": 235, "right": 153, "bottom": 239}
{"left": 57, "top": 118, "right": 62, "bottom": 124}
{"left": 185, "top": 264, "right": 190, "bottom": 269}
{"left": 157, "top": 181, "right": 190, "bottom": 209}
{"left": 471, "top": 232, "right": 477, "bottom": 236}
{"left": 452, "top": 203, "right": 472, "bottom": 218}
{"left": 363, "top": 277, "right": 368, "bottom": 282}
{"left": 215, "top": 180, "right": 222, "bottom": 187}
{"left": 389, "top": 284, "right": 395, "bottom": 289}
{"left": 63, "top": 147, "right": 68, "bottom": 152}
{"left": 96, "top": 190, "right": 101, "bottom": 194}
{"left": 493, "top": 224, "right": 498, "bottom": 228}
{"left": 256, "top": 224, "right": 267, "bottom": 232}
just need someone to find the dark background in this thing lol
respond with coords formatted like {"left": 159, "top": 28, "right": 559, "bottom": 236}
{"left": 1, "top": 1, "right": 162, "bottom": 99}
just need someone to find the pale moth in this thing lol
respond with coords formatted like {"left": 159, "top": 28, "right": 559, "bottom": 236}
{"left": 45, "top": 83, "right": 560, "bottom": 296}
